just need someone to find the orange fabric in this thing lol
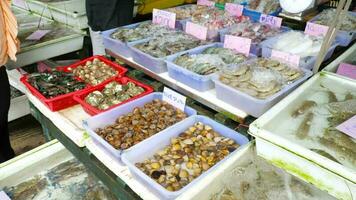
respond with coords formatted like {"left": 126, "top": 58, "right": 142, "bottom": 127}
{"left": 0, "top": 0, "right": 20, "bottom": 66}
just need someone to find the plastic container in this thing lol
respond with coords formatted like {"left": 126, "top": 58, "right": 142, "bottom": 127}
{"left": 129, "top": 39, "right": 212, "bottom": 73}
{"left": 74, "top": 77, "right": 154, "bottom": 116}
{"left": 219, "top": 26, "right": 291, "bottom": 56}
{"left": 101, "top": 22, "right": 151, "bottom": 58}
{"left": 260, "top": 32, "right": 339, "bottom": 70}
{"left": 166, "top": 43, "right": 255, "bottom": 91}
{"left": 60, "top": 55, "right": 128, "bottom": 85}
{"left": 20, "top": 75, "right": 90, "bottom": 112}
{"left": 180, "top": 20, "right": 224, "bottom": 41}
{"left": 248, "top": 73, "right": 356, "bottom": 200}
{"left": 309, "top": 11, "right": 356, "bottom": 47}
{"left": 243, "top": 7, "right": 282, "bottom": 22}
{"left": 83, "top": 92, "right": 197, "bottom": 159}
{"left": 121, "top": 115, "right": 249, "bottom": 199}
{"left": 212, "top": 61, "right": 313, "bottom": 117}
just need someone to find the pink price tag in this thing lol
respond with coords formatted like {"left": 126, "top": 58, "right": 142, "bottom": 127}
{"left": 305, "top": 22, "right": 329, "bottom": 37}
{"left": 336, "top": 63, "right": 356, "bottom": 80}
{"left": 185, "top": 21, "right": 208, "bottom": 41}
{"left": 336, "top": 115, "right": 356, "bottom": 139}
{"left": 152, "top": 9, "right": 176, "bottom": 29}
{"left": 0, "top": 191, "right": 11, "bottom": 200}
{"left": 13, "top": 0, "right": 27, "bottom": 9}
{"left": 225, "top": 3, "right": 243, "bottom": 16}
{"left": 271, "top": 50, "right": 300, "bottom": 67}
{"left": 197, "top": 0, "right": 215, "bottom": 6}
{"left": 26, "top": 30, "right": 51, "bottom": 41}
{"left": 259, "top": 14, "right": 282, "bottom": 28}
{"left": 224, "top": 35, "right": 251, "bottom": 56}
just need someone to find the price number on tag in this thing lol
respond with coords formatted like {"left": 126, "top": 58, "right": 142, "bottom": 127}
{"left": 305, "top": 22, "right": 329, "bottom": 37}
{"left": 271, "top": 50, "right": 300, "bottom": 67}
{"left": 152, "top": 9, "right": 176, "bottom": 29}
{"left": 224, "top": 35, "right": 251, "bottom": 56}
{"left": 259, "top": 14, "right": 282, "bottom": 28}
{"left": 163, "top": 87, "right": 186, "bottom": 111}
{"left": 225, "top": 3, "right": 243, "bottom": 16}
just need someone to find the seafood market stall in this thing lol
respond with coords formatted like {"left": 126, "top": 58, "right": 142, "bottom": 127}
{"left": 5, "top": 7, "right": 85, "bottom": 70}
{"left": 4, "top": 1, "right": 356, "bottom": 200}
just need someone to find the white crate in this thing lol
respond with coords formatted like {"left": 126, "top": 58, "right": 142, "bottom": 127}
{"left": 9, "top": 95, "right": 30, "bottom": 122}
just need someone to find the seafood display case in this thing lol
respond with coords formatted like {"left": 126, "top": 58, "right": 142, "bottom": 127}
{"left": 6, "top": 7, "right": 85, "bottom": 70}
{"left": 249, "top": 72, "right": 356, "bottom": 199}
{"left": 12, "top": 0, "right": 88, "bottom": 29}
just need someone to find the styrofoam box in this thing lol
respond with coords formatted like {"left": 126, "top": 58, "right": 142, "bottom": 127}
{"left": 212, "top": 61, "right": 313, "bottom": 117}
{"left": 322, "top": 42, "right": 356, "bottom": 81}
{"left": 219, "top": 26, "right": 291, "bottom": 56}
{"left": 129, "top": 39, "right": 213, "bottom": 74}
{"left": 249, "top": 73, "right": 356, "bottom": 200}
{"left": 166, "top": 43, "right": 256, "bottom": 91}
{"left": 176, "top": 141, "right": 336, "bottom": 200}
{"left": 9, "top": 95, "right": 30, "bottom": 122}
{"left": 102, "top": 21, "right": 151, "bottom": 58}
{"left": 260, "top": 31, "right": 339, "bottom": 70}
{"left": 121, "top": 115, "right": 249, "bottom": 199}
{"left": 310, "top": 11, "right": 356, "bottom": 47}
{"left": 83, "top": 92, "right": 197, "bottom": 159}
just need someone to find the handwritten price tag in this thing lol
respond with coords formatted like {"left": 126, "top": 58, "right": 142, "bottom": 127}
{"left": 260, "top": 14, "right": 282, "bottom": 28}
{"left": 271, "top": 50, "right": 300, "bottom": 67}
{"left": 197, "top": 0, "right": 215, "bottom": 6}
{"left": 185, "top": 21, "right": 208, "bottom": 40}
{"left": 336, "top": 115, "right": 356, "bottom": 139}
{"left": 225, "top": 3, "right": 243, "bottom": 16}
{"left": 152, "top": 9, "right": 176, "bottom": 29}
{"left": 13, "top": 0, "right": 27, "bottom": 9}
{"left": 336, "top": 63, "right": 356, "bottom": 80}
{"left": 224, "top": 35, "right": 251, "bottom": 56}
{"left": 0, "top": 191, "right": 11, "bottom": 200}
{"left": 305, "top": 22, "right": 329, "bottom": 37}
{"left": 163, "top": 87, "right": 187, "bottom": 111}
{"left": 26, "top": 30, "right": 51, "bottom": 41}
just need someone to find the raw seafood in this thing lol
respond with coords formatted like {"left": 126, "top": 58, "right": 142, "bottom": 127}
{"left": 174, "top": 47, "right": 248, "bottom": 75}
{"left": 219, "top": 58, "right": 304, "bottom": 99}
{"left": 165, "top": 5, "right": 200, "bottom": 20}
{"left": 247, "top": 0, "right": 280, "bottom": 14}
{"left": 95, "top": 99, "right": 187, "bottom": 150}
{"left": 134, "top": 31, "right": 208, "bottom": 58}
{"left": 85, "top": 81, "right": 145, "bottom": 110}
{"left": 225, "top": 19, "right": 284, "bottom": 43}
{"left": 313, "top": 9, "right": 356, "bottom": 31}
{"left": 27, "top": 70, "right": 86, "bottom": 99}
{"left": 68, "top": 58, "right": 118, "bottom": 86}
{"left": 268, "top": 31, "right": 324, "bottom": 58}
{"left": 135, "top": 122, "right": 239, "bottom": 191}
{"left": 111, "top": 22, "right": 172, "bottom": 42}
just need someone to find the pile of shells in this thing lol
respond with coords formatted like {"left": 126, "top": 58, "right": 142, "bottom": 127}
{"left": 219, "top": 58, "right": 303, "bottom": 99}
{"left": 165, "top": 5, "right": 200, "bottom": 20}
{"left": 85, "top": 81, "right": 145, "bottom": 110}
{"left": 68, "top": 58, "right": 118, "bottom": 86}
{"left": 95, "top": 99, "right": 187, "bottom": 150}
{"left": 135, "top": 122, "right": 239, "bottom": 191}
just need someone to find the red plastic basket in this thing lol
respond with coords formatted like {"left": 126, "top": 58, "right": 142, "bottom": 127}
{"left": 73, "top": 76, "right": 154, "bottom": 116}
{"left": 60, "top": 55, "right": 128, "bottom": 86}
{"left": 20, "top": 75, "right": 91, "bottom": 112}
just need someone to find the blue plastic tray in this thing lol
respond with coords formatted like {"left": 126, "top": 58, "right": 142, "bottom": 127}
{"left": 165, "top": 43, "right": 256, "bottom": 91}
{"left": 83, "top": 92, "right": 197, "bottom": 159}
{"left": 219, "top": 25, "right": 290, "bottom": 56}
{"left": 260, "top": 31, "right": 339, "bottom": 70}
{"left": 122, "top": 115, "right": 249, "bottom": 199}
{"left": 309, "top": 11, "right": 356, "bottom": 47}
{"left": 243, "top": 7, "right": 282, "bottom": 22}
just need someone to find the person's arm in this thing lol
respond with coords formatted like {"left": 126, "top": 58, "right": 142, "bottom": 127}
{"left": 0, "top": 0, "right": 19, "bottom": 66}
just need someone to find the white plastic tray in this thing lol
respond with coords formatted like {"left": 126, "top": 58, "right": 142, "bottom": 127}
{"left": 249, "top": 72, "right": 356, "bottom": 200}
{"left": 9, "top": 95, "right": 30, "bottom": 122}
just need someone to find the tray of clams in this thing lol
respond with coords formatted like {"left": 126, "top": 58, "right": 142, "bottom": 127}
{"left": 83, "top": 93, "right": 197, "bottom": 158}
{"left": 74, "top": 77, "right": 154, "bottom": 116}
{"left": 213, "top": 58, "right": 313, "bottom": 117}
{"left": 121, "top": 115, "right": 249, "bottom": 199}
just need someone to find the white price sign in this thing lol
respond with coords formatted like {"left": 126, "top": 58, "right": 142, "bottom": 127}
{"left": 163, "top": 87, "right": 186, "bottom": 111}
{"left": 152, "top": 9, "right": 176, "bottom": 29}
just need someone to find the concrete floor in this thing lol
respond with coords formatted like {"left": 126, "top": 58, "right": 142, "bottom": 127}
{"left": 8, "top": 115, "right": 46, "bottom": 156}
